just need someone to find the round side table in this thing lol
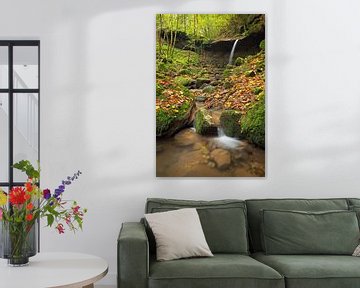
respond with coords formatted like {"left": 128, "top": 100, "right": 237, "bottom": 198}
{"left": 0, "top": 252, "right": 108, "bottom": 288}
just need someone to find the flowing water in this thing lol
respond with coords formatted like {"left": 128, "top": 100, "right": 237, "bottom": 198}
{"left": 156, "top": 41, "right": 264, "bottom": 177}
{"left": 156, "top": 127, "right": 265, "bottom": 177}
{"left": 228, "top": 39, "right": 239, "bottom": 65}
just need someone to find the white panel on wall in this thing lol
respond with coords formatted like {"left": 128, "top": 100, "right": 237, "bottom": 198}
{"left": 1, "top": 0, "right": 360, "bottom": 285}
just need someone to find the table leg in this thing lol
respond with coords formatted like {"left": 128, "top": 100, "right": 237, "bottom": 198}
{"left": 82, "top": 284, "right": 94, "bottom": 288}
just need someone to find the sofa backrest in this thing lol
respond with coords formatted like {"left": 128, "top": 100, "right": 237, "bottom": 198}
{"left": 145, "top": 198, "right": 249, "bottom": 255}
{"left": 245, "top": 198, "right": 349, "bottom": 252}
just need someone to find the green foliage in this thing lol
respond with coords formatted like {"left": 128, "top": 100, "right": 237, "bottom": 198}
{"left": 220, "top": 110, "right": 242, "bottom": 138}
{"left": 156, "top": 82, "right": 165, "bottom": 98}
{"left": 259, "top": 39, "right": 265, "bottom": 50}
{"left": 223, "top": 68, "right": 232, "bottom": 78}
{"left": 220, "top": 14, "right": 265, "bottom": 38}
{"left": 241, "top": 93, "right": 265, "bottom": 148}
{"left": 156, "top": 109, "right": 175, "bottom": 136}
{"left": 13, "top": 160, "right": 40, "bottom": 180}
{"left": 174, "top": 76, "right": 192, "bottom": 87}
{"left": 179, "top": 68, "right": 192, "bottom": 75}
{"left": 253, "top": 87, "right": 263, "bottom": 95}
{"left": 157, "top": 43, "right": 199, "bottom": 66}
{"left": 157, "top": 14, "right": 233, "bottom": 41}
{"left": 156, "top": 101, "right": 191, "bottom": 136}
{"left": 235, "top": 57, "right": 244, "bottom": 66}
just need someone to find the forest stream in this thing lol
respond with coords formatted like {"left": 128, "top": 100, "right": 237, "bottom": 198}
{"left": 156, "top": 14, "right": 265, "bottom": 177}
{"left": 156, "top": 61, "right": 265, "bottom": 177}
{"left": 157, "top": 127, "right": 265, "bottom": 177}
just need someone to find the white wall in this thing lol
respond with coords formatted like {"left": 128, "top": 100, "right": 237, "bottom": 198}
{"left": 1, "top": 0, "right": 360, "bottom": 285}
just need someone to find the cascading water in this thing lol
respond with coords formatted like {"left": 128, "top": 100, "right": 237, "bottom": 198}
{"left": 215, "top": 127, "right": 242, "bottom": 149}
{"left": 228, "top": 39, "right": 239, "bottom": 65}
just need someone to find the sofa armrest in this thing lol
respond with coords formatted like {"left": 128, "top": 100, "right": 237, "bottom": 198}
{"left": 118, "top": 222, "right": 149, "bottom": 288}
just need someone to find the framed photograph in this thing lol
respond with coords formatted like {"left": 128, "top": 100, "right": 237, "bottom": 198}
{"left": 156, "top": 14, "right": 265, "bottom": 177}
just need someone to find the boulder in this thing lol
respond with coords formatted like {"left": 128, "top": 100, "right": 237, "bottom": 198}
{"left": 188, "top": 79, "right": 197, "bottom": 88}
{"left": 194, "top": 108, "right": 218, "bottom": 136}
{"left": 195, "top": 78, "right": 211, "bottom": 88}
{"left": 210, "top": 80, "right": 220, "bottom": 86}
{"left": 220, "top": 110, "right": 242, "bottom": 138}
{"left": 210, "top": 149, "right": 231, "bottom": 170}
{"left": 156, "top": 100, "right": 196, "bottom": 137}
{"left": 195, "top": 95, "right": 207, "bottom": 102}
{"left": 202, "top": 85, "right": 215, "bottom": 93}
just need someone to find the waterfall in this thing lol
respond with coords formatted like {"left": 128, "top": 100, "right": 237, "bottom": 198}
{"left": 215, "top": 127, "right": 243, "bottom": 149}
{"left": 228, "top": 39, "right": 239, "bottom": 65}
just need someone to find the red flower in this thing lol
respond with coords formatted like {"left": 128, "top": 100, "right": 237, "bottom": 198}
{"left": 72, "top": 205, "right": 80, "bottom": 215}
{"left": 56, "top": 223, "right": 65, "bottom": 234}
{"left": 26, "top": 203, "right": 34, "bottom": 210}
{"left": 25, "top": 182, "right": 33, "bottom": 192}
{"left": 9, "top": 187, "right": 26, "bottom": 205}
{"left": 26, "top": 214, "right": 33, "bottom": 221}
{"left": 24, "top": 193, "right": 31, "bottom": 200}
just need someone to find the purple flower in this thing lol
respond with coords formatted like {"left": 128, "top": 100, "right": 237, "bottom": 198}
{"left": 54, "top": 170, "right": 82, "bottom": 199}
{"left": 54, "top": 189, "right": 63, "bottom": 198}
{"left": 43, "top": 189, "right": 51, "bottom": 200}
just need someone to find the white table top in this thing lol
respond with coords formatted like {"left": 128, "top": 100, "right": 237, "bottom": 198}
{"left": 0, "top": 252, "right": 108, "bottom": 288}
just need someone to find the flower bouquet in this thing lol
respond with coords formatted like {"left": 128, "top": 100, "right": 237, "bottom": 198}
{"left": 0, "top": 160, "right": 87, "bottom": 266}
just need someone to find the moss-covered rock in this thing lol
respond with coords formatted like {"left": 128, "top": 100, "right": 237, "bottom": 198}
{"left": 202, "top": 85, "right": 215, "bottom": 93}
{"left": 174, "top": 76, "right": 192, "bottom": 87}
{"left": 194, "top": 108, "right": 217, "bottom": 135}
{"left": 235, "top": 57, "right": 244, "bottom": 66}
{"left": 156, "top": 100, "right": 196, "bottom": 137}
{"left": 241, "top": 93, "right": 265, "bottom": 148}
{"left": 219, "top": 110, "right": 242, "bottom": 138}
{"left": 195, "top": 78, "right": 211, "bottom": 88}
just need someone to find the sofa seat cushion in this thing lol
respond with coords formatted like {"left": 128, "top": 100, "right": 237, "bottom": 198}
{"left": 252, "top": 252, "right": 360, "bottom": 288}
{"left": 149, "top": 254, "right": 284, "bottom": 288}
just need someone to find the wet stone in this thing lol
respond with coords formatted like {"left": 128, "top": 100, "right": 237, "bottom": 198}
{"left": 174, "top": 129, "right": 198, "bottom": 147}
{"left": 210, "top": 149, "right": 232, "bottom": 170}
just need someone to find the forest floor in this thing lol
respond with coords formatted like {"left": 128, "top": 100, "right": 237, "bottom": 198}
{"left": 156, "top": 45, "right": 265, "bottom": 177}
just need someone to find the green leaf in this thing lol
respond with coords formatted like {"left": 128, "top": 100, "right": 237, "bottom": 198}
{"left": 47, "top": 214, "right": 54, "bottom": 227}
{"left": 12, "top": 160, "right": 40, "bottom": 180}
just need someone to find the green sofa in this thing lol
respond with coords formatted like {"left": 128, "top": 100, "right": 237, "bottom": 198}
{"left": 118, "top": 198, "right": 360, "bottom": 288}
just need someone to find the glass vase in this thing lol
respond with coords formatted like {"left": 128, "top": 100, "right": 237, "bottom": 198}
{"left": 0, "top": 220, "right": 37, "bottom": 266}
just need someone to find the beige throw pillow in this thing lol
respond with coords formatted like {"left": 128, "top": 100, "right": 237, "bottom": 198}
{"left": 353, "top": 244, "right": 360, "bottom": 256}
{"left": 145, "top": 208, "right": 213, "bottom": 261}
